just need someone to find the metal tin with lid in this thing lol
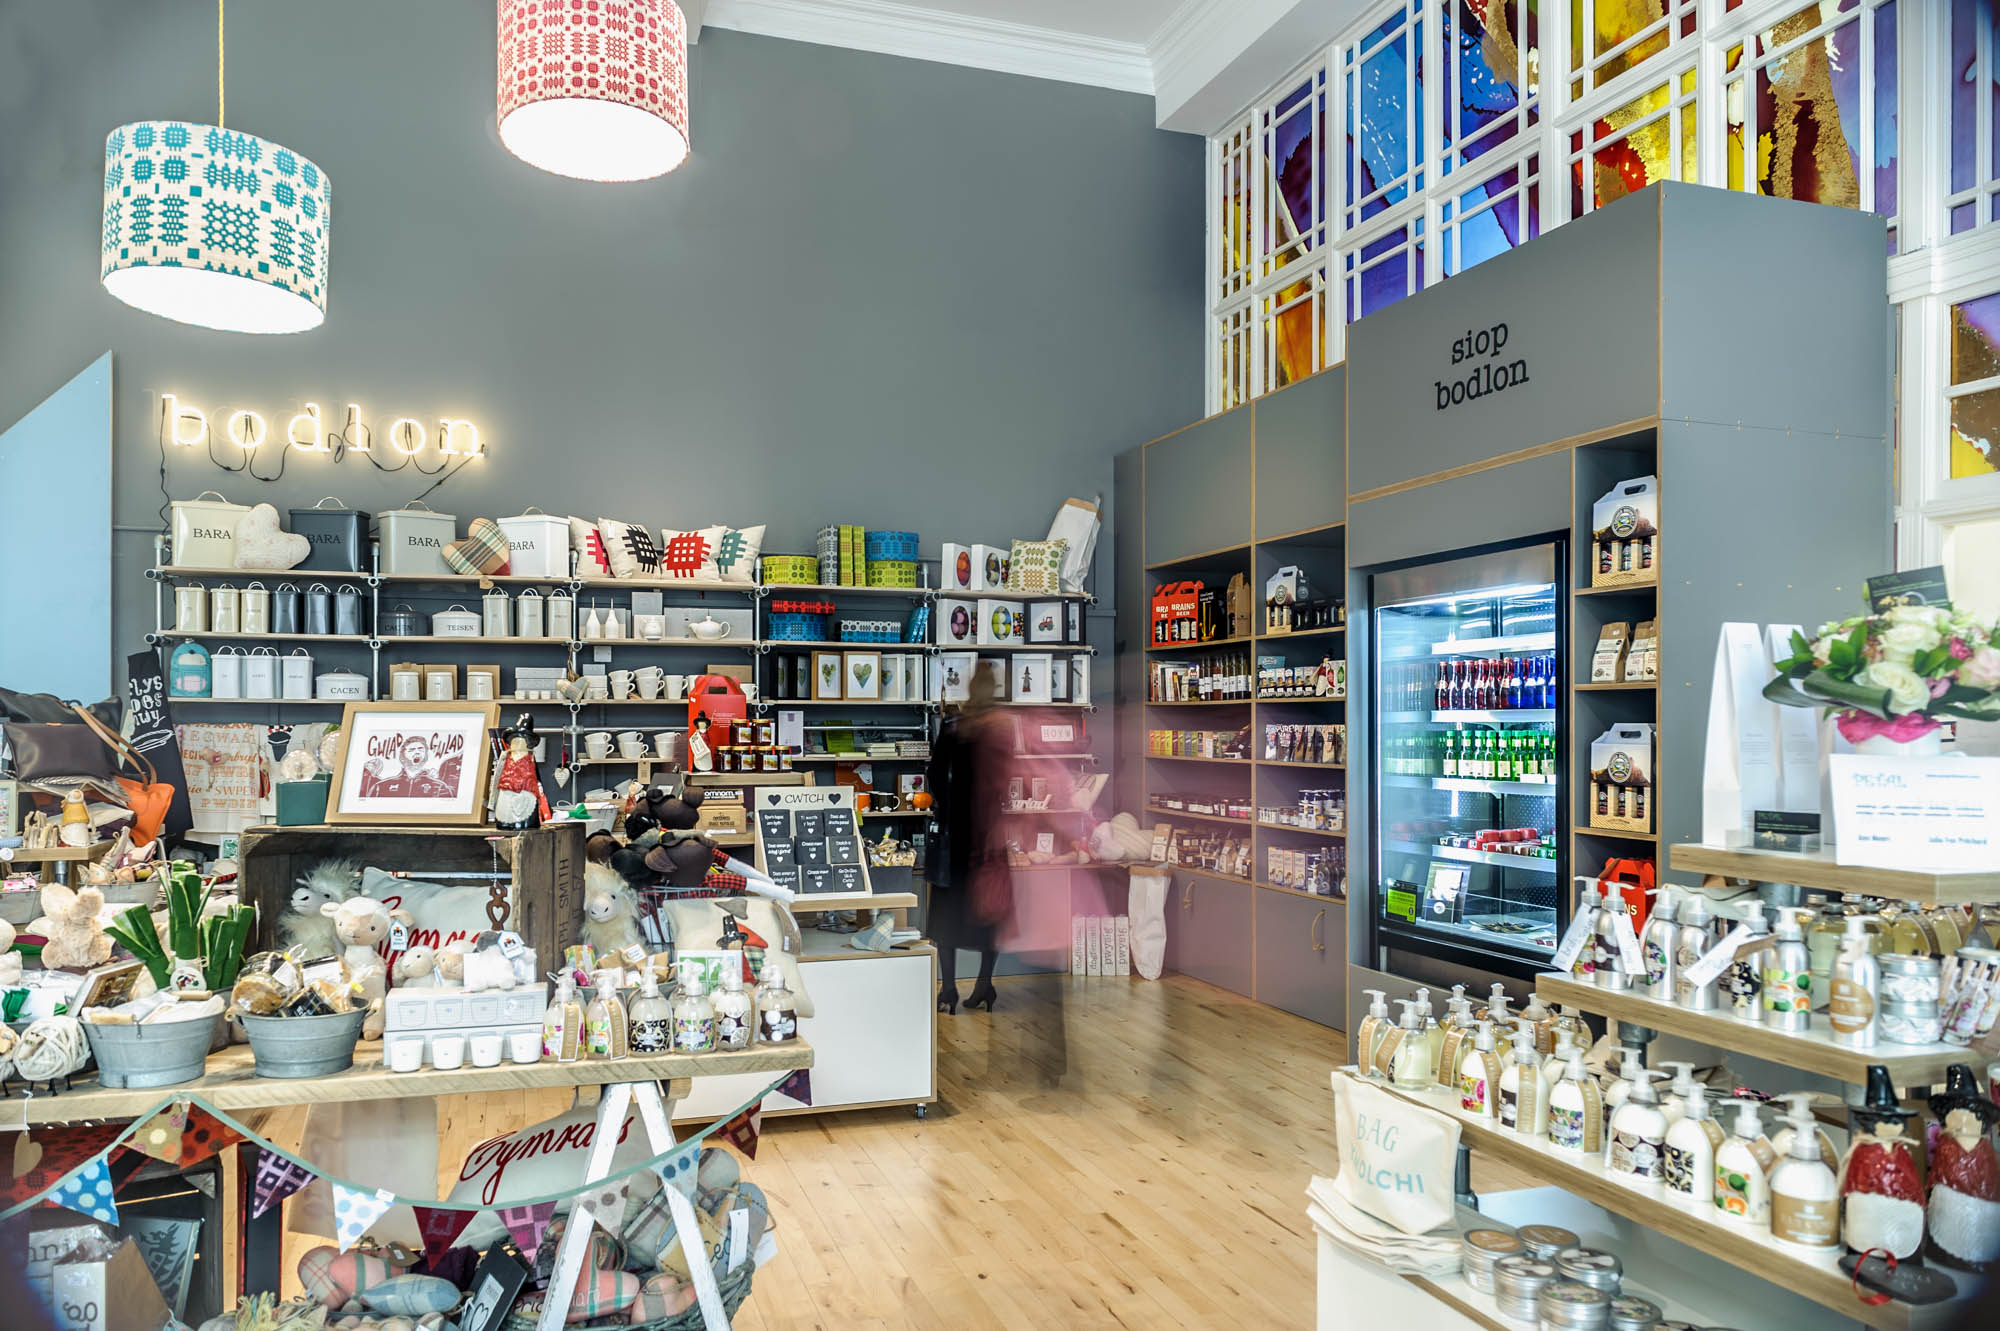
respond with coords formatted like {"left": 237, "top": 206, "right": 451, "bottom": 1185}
{"left": 1537, "top": 1278, "right": 1612, "bottom": 1329}
{"left": 1462, "top": 1228, "right": 1524, "bottom": 1292}
{"left": 1493, "top": 1255, "right": 1558, "bottom": 1322}
{"left": 1554, "top": 1248, "right": 1623, "bottom": 1293}
{"left": 1879, "top": 954, "right": 1941, "bottom": 1004}
{"left": 1607, "top": 1295, "right": 1662, "bottom": 1330}
{"left": 1518, "top": 1225, "right": 1579, "bottom": 1260}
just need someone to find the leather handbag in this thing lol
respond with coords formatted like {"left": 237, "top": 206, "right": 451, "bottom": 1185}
{"left": 70, "top": 705, "right": 172, "bottom": 846}
{"left": 2, "top": 720, "right": 118, "bottom": 783}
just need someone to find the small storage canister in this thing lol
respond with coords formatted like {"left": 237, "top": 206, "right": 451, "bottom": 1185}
{"left": 288, "top": 497, "right": 371, "bottom": 572}
{"left": 1461, "top": 1229, "right": 1523, "bottom": 1293}
{"left": 1553, "top": 1249, "right": 1622, "bottom": 1295}
{"left": 175, "top": 585, "right": 207, "bottom": 633}
{"left": 281, "top": 648, "right": 314, "bottom": 700}
{"left": 546, "top": 590, "right": 574, "bottom": 640}
{"left": 377, "top": 502, "right": 457, "bottom": 576}
{"left": 517, "top": 588, "right": 543, "bottom": 639}
{"left": 303, "top": 583, "right": 334, "bottom": 636}
{"left": 1537, "top": 1279, "right": 1611, "bottom": 1331}
{"left": 432, "top": 605, "right": 482, "bottom": 638}
{"left": 170, "top": 490, "right": 249, "bottom": 568}
{"left": 209, "top": 584, "right": 241, "bottom": 635}
{"left": 1517, "top": 1226, "right": 1579, "bottom": 1261}
{"left": 271, "top": 582, "right": 302, "bottom": 634}
{"left": 1493, "top": 1255, "right": 1558, "bottom": 1323}
{"left": 483, "top": 587, "right": 511, "bottom": 639}
{"left": 378, "top": 603, "right": 423, "bottom": 637}
{"left": 210, "top": 647, "right": 244, "bottom": 699}
{"left": 333, "top": 584, "right": 366, "bottom": 636}
{"left": 1606, "top": 1295, "right": 1662, "bottom": 1331}
{"left": 169, "top": 642, "right": 211, "bottom": 697}
{"left": 425, "top": 665, "right": 456, "bottom": 701}
{"left": 497, "top": 508, "right": 569, "bottom": 578}
{"left": 240, "top": 582, "right": 270, "bottom": 635}
{"left": 1879, "top": 954, "right": 1941, "bottom": 1006}
{"left": 243, "top": 647, "right": 280, "bottom": 699}
{"left": 389, "top": 662, "right": 422, "bottom": 701}
{"left": 315, "top": 669, "right": 369, "bottom": 701}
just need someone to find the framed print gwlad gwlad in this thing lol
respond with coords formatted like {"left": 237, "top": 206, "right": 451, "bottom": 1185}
{"left": 325, "top": 701, "right": 500, "bottom": 825}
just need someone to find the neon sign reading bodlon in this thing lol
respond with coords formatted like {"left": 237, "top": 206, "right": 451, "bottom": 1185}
{"left": 158, "top": 393, "right": 487, "bottom": 461}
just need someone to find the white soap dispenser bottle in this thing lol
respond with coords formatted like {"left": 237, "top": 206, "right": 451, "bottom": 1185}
{"left": 1769, "top": 1093, "right": 1840, "bottom": 1250}
{"left": 1570, "top": 881, "right": 1602, "bottom": 983}
{"left": 1657, "top": 1060, "right": 1698, "bottom": 1126}
{"left": 1607, "top": 1069, "right": 1670, "bottom": 1185}
{"left": 1714, "top": 1097, "right": 1775, "bottom": 1225}
{"left": 1663, "top": 1081, "right": 1723, "bottom": 1204}
{"left": 1498, "top": 1022, "right": 1548, "bottom": 1135}
{"left": 1390, "top": 1001, "right": 1434, "bottom": 1091}
{"left": 1457, "top": 1020, "right": 1503, "bottom": 1119}
{"left": 1355, "top": 988, "right": 1392, "bottom": 1076}
{"left": 1548, "top": 1049, "right": 1604, "bottom": 1155}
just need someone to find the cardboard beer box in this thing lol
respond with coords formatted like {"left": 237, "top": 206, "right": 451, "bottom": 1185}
{"left": 1589, "top": 722, "right": 1655, "bottom": 833}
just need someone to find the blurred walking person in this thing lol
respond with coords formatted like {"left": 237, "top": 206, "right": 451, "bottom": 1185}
{"left": 927, "top": 669, "right": 1009, "bottom": 1013}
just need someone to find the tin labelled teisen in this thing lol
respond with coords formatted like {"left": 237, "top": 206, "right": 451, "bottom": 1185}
{"left": 1437, "top": 322, "right": 1530, "bottom": 411}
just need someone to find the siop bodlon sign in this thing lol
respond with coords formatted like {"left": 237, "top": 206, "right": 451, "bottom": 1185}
{"left": 1437, "top": 322, "right": 1530, "bottom": 412}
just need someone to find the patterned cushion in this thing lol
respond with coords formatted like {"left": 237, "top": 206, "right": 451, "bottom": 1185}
{"left": 442, "top": 518, "right": 510, "bottom": 575}
{"left": 569, "top": 516, "right": 611, "bottom": 578}
{"left": 598, "top": 517, "right": 661, "bottom": 578}
{"left": 658, "top": 526, "right": 725, "bottom": 580}
{"left": 1005, "top": 538, "right": 1068, "bottom": 595}
{"left": 708, "top": 525, "right": 765, "bottom": 582}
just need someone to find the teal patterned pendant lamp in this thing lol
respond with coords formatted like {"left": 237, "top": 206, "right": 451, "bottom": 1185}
{"left": 101, "top": 1, "right": 330, "bottom": 333}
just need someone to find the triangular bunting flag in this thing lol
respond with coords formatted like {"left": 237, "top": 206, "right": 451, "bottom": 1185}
{"left": 497, "top": 1200, "right": 556, "bottom": 1263}
{"left": 656, "top": 1140, "right": 700, "bottom": 1199}
{"left": 3, "top": 1123, "right": 124, "bottom": 1207}
{"left": 43, "top": 1156, "right": 118, "bottom": 1225}
{"left": 251, "top": 1148, "right": 316, "bottom": 1219}
{"left": 128, "top": 1104, "right": 190, "bottom": 1165}
{"left": 716, "top": 1104, "right": 763, "bottom": 1160}
{"left": 575, "top": 1177, "right": 630, "bottom": 1239}
{"left": 412, "top": 1205, "right": 476, "bottom": 1266}
{"left": 331, "top": 1183, "right": 397, "bottom": 1253}
{"left": 776, "top": 1068, "right": 813, "bottom": 1106}
{"left": 176, "top": 1105, "right": 245, "bottom": 1168}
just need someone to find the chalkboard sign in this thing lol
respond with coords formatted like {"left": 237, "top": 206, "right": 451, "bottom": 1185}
{"left": 750, "top": 785, "right": 873, "bottom": 900}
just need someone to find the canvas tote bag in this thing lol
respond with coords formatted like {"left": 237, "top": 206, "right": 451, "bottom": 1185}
{"left": 1331, "top": 1069, "right": 1461, "bottom": 1235}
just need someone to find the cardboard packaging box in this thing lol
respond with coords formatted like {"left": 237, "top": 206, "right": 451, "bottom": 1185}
{"left": 1114, "top": 915, "right": 1131, "bottom": 975}
{"left": 970, "top": 544, "right": 1009, "bottom": 591}
{"left": 975, "top": 599, "right": 1024, "bottom": 646}
{"left": 936, "top": 598, "right": 977, "bottom": 647}
{"left": 941, "top": 543, "right": 976, "bottom": 592}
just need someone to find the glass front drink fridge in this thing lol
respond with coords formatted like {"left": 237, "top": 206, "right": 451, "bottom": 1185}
{"left": 1371, "top": 539, "right": 1566, "bottom": 975}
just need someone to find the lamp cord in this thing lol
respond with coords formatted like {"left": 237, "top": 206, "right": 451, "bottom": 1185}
{"left": 217, "top": 0, "right": 225, "bottom": 127}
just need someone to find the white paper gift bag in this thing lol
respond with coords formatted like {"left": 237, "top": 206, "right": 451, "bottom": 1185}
{"left": 1331, "top": 1070, "right": 1460, "bottom": 1235}
{"left": 1045, "top": 496, "right": 1101, "bottom": 593}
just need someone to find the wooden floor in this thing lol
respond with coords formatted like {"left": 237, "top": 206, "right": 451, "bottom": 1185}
{"left": 733, "top": 972, "right": 1531, "bottom": 1331}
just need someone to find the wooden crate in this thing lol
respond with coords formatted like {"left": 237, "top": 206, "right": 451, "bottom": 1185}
{"left": 237, "top": 821, "right": 583, "bottom": 967}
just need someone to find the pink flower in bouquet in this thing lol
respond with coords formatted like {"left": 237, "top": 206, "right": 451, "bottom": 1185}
{"left": 1836, "top": 710, "right": 1944, "bottom": 744}
{"left": 1951, "top": 636, "right": 1974, "bottom": 661}
{"left": 1961, "top": 646, "right": 2000, "bottom": 689}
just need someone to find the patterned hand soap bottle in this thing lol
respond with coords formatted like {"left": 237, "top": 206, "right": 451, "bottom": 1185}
{"left": 672, "top": 963, "right": 716, "bottom": 1053}
{"left": 713, "top": 958, "right": 754, "bottom": 1051}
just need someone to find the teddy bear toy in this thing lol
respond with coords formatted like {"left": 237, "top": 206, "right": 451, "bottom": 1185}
{"left": 29, "top": 882, "right": 113, "bottom": 970}
{"left": 320, "top": 896, "right": 411, "bottom": 1037}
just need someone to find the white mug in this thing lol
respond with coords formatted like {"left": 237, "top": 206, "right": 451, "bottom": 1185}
{"left": 508, "top": 1031, "right": 541, "bottom": 1065}
{"left": 653, "top": 732, "right": 676, "bottom": 758}
{"left": 619, "top": 738, "right": 646, "bottom": 759}
{"left": 388, "top": 1036, "right": 424, "bottom": 1074}
{"left": 431, "top": 1035, "right": 465, "bottom": 1070}
{"left": 636, "top": 674, "right": 663, "bottom": 699}
{"left": 611, "top": 675, "right": 635, "bottom": 700}
{"left": 742, "top": 683, "right": 759, "bottom": 703}
{"left": 664, "top": 674, "right": 689, "bottom": 701}
{"left": 585, "top": 731, "right": 612, "bottom": 759}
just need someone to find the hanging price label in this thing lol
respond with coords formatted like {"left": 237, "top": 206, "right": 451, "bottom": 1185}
{"left": 1681, "top": 924, "right": 1764, "bottom": 991}
{"left": 1551, "top": 906, "right": 1597, "bottom": 975}
{"left": 497, "top": 931, "right": 526, "bottom": 958}
{"left": 1609, "top": 904, "right": 1645, "bottom": 974}
{"left": 390, "top": 923, "right": 410, "bottom": 952}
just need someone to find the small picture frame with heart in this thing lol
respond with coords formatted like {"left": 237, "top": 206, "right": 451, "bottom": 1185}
{"left": 812, "top": 651, "right": 844, "bottom": 701}
{"left": 844, "top": 651, "right": 882, "bottom": 700}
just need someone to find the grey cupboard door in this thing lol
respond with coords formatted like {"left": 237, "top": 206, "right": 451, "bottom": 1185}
{"left": 1253, "top": 888, "right": 1347, "bottom": 1029}
{"left": 1144, "top": 409, "right": 1252, "bottom": 566}
{"left": 1164, "top": 871, "right": 1254, "bottom": 997}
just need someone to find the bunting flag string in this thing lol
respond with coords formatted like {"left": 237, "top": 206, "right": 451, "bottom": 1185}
{"left": 251, "top": 1149, "right": 316, "bottom": 1219}
{"left": 331, "top": 1183, "right": 398, "bottom": 1253}
{"left": 413, "top": 1205, "right": 476, "bottom": 1267}
{"left": 776, "top": 1068, "right": 812, "bottom": 1106}
{"left": 44, "top": 1156, "right": 119, "bottom": 1225}
{"left": 497, "top": 1200, "right": 556, "bottom": 1263}
{"left": 127, "top": 1103, "right": 191, "bottom": 1165}
{"left": 575, "top": 1177, "right": 631, "bottom": 1239}
{"left": 2, "top": 1072, "right": 792, "bottom": 1221}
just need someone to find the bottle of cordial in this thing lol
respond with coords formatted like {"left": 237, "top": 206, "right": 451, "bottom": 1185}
{"left": 628, "top": 968, "right": 672, "bottom": 1053}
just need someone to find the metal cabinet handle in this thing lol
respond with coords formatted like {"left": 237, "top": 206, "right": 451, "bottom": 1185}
{"left": 1181, "top": 881, "right": 1193, "bottom": 911}
{"left": 1312, "top": 909, "right": 1326, "bottom": 953}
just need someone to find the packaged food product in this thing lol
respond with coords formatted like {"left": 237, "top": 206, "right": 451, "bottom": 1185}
{"left": 229, "top": 951, "right": 305, "bottom": 1016}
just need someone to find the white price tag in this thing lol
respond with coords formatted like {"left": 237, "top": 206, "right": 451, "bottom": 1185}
{"left": 389, "top": 923, "right": 410, "bottom": 952}
{"left": 497, "top": 931, "right": 525, "bottom": 958}
{"left": 1681, "top": 924, "right": 1756, "bottom": 990}
{"left": 1551, "top": 908, "right": 1596, "bottom": 975}
{"left": 1610, "top": 906, "right": 1644, "bottom": 974}
{"left": 728, "top": 1207, "right": 750, "bottom": 1272}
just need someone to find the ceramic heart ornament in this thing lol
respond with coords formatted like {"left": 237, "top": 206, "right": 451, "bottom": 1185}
{"left": 234, "top": 504, "right": 311, "bottom": 570}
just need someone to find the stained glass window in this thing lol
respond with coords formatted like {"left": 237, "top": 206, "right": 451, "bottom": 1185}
{"left": 1345, "top": 218, "right": 1426, "bottom": 323}
{"left": 1950, "top": 292, "right": 2000, "bottom": 479}
{"left": 1722, "top": 1, "right": 1898, "bottom": 246}
{"left": 1570, "top": 0, "right": 1697, "bottom": 102}
{"left": 1343, "top": 1, "right": 1426, "bottom": 230}
{"left": 1216, "top": 116, "right": 1254, "bottom": 306}
{"left": 1568, "top": 66, "right": 1698, "bottom": 217}
{"left": 1947, "top": 0, "right": 2000, "bottom": 234}
{"left": 1263, "top": 70, "right": 1328, "bottom": 276}
{"left": 1445, "top": 0, "right": 1540, "bottom": 176}
{"left": 1262, "top": 264, "right": 1332, "bottom": 392}
{"left": 1441, "top": 156, "right": 1543, "bottom": 277}
{"left": 1217, "top": 302, "right": 1255, "bottom": 412}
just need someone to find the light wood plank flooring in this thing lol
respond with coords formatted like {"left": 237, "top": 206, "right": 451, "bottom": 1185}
{"left": 734, "top": 972, "right": 1531, "bottom": 1330}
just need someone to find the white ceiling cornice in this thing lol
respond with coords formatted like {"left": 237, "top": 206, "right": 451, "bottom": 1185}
{"left": 702, "top": 0, "right": 1155, "bottom": 94}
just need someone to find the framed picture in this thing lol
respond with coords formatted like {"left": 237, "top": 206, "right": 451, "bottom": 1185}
{"left": 1027, "top": 602, "right": 1064, "bottom": 643}
{"left": 1011, "top": 652, "right": 1054, "bottom": 704}
{"left": 0, "top": 778, "right": 17, "bottom": 837}
{"left": 975, "top": 657, "right": 1009, "bottom": 701}
{"left": 74, "top": 959, "right": 146, "bottom": 1011}
{"left": 812, "top": 651, "right": 844, "bottom": 701}
{"left": 325, "top": 701, "right": 500, "bottom": 825}
{"left": 881, "top": 653, "right": 906, "bottom": 703}
{"left": 844, "top": 651, "right": 882, "bottom": 700}
{"left": 459, "top": 1244, "right": 530, "bottom": 1331}
{"left": 936, "top": 652, "right": 975, "bottom": 703}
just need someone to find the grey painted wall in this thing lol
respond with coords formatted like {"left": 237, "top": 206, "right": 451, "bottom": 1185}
{"left": 0, "top": 5, "right": 1202, "bottom": 678}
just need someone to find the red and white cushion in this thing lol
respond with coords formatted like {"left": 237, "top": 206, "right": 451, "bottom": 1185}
{"left": 569, "top": 516, "right": 611, "bottom": 578}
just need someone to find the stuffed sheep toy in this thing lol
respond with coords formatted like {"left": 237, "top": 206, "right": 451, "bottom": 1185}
{"left": 1088, "top": 812, "right": 1153, "bottom": 864}
{"left": 321, "top": 896, "right": 411, "bottom": 1037}
{"left": 391, "top": 945, "right": 441, "bottom": 989}
{"left": 437, "top": 932, "right": 536, "bottom": 992}
{"left": 581, "top": 861, "right": 646, "bottom": 958}
{"left": 283, "top": 857, "right": 361, "bottom": 956}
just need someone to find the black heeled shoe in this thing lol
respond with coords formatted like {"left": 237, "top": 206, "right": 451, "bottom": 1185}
{"left": 937, "top": 984, "right": 960, "bottom": 1014}
{"left": 964, "top": 981, "right": 997, "bottom": 1012}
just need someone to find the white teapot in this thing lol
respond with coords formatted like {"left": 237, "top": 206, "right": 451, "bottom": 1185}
{"left": 688, "top": 613, "right": 732, "bottom": 640}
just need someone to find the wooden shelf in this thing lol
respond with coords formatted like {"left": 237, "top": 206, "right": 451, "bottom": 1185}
{"left": 1576, "top": 827, "right": 1659, "bottom": 843}
{"left": 776, "top": 699, "right": 938, "bottom": 709}
{"left": 1256, "top": 821, "right": 1345, "bottom": 839}
{"left": 377, "top": 572, "right": 579, "bottom": 586}
{"left": 966, "top": 642, "right": 1094, "bottom": 654}
{"left": 1574, "top": 680, "right": 1658, "bottom": 691}
{"left": 1536, "top": 974, "right": 1969, "bottom": 1087}
{"left": 167, "top": 697, "right": 355, "bottom": 705}
{"left": 1257, "top": 760, "right": 1346, "bottom": 771}
{"left": 1370, "top": 1077, "right": 1965, "bottom": 1331}
{"left": 1574, "top": 580, "right": 1659, "bottom": 597}
{"left": 1254, "top": 625, "right": 1346, "bottom": 642}
{"left": 1252, "top": 879, "right": 1342, "bottom": 902}
{"left": 158, "top": 632, "right": 372, "bottom": 643}
{"left": 1670, "top": 843, "right": 2000, "bottom": 905}
{"left": 1144, "top": 635, "right": 1255, "bottom": 653}
{"left": 0, "top": 843, "right": 112, "bottom": 864}
{"left": 377, "top": 634, "right": 581, "bottom": 645}
{"left": 789, "top": 753, "right": 926, "bottom": 764}
{"left": 1145, "top": 754, "right": 1251, "bottom": 764}
{"left": 1144, "top": 544, "right": 1249, "bottom": 573}
{"left": 572, "top": 575, "right": 761, "bottom": 593}
{"left": 154, "top": 565, "right": 369, "bottom": 581}
{"left": 761, "top": 582, "right": 928, "bottom": 598}
{"left": 1145, "top": 698, "right": 1253, "bottom": 707}
{"left": 1255, "top": 693, "right": 1347, "bottom": 704}
{"left": 859, "top": 810, "right": 933, "bottom": 820}
{"left": 1145, "top": 807, "right": 1253, "bottom": 828}
{"left": 764, "top": 640, "right": 929, "bottom": 652}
